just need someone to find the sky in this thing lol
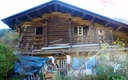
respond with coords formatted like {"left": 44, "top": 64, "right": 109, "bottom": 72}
{"left": 0, "top": 0, "right": 128, "bottom": 29}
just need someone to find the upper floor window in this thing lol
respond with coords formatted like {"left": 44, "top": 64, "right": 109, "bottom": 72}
{"left": 36, "top": 27, "right": 43, "bottom": 35}
{"left": 74, "top": 26, "right": 89, "bottom": 36}
{"left": 98, "top": 29, "right": 104, "bottom": 35}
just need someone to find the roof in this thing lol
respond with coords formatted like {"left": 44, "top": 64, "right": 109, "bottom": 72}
{"left": 1, "top": 0, "right": 128, "bottom": 31}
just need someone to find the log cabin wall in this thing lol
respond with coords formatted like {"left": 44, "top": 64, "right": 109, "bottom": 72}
{"left": 20, "top": 12, "right": 128, "bottom": 51}
{"left": 47, "top": 15, "right": 69, "bottom": 45}
{"left": 20, "top": 26, "right": 45, "bottom": 51}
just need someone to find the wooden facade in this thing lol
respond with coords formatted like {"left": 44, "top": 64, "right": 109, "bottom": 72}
{"left": 19, "top": 12, "right": 113, "bottom": 51}
{"left": 2, "top": 0, "right": 128, "bottom": 54}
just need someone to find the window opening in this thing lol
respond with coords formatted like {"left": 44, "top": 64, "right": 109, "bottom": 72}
{"left": 36, "top": 27, "right": 43, "bottom": 35}
{"left": 83, "top": 26, "right": 89, "bottom": 35}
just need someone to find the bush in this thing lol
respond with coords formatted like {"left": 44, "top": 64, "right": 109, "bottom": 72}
{"left": 0, "top": 43, "right": 18, "bottom": 80}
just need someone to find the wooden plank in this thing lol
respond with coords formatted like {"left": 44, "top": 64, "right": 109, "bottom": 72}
{"left": 74, "top": 39, "right": 92, "bottom": 42}
{"left": 21, "top": 38, "right": 44, "bottom": 41}
{"left": 23, "top": 35, "right": 44, "bottom": 37}
{"left": 74, "top": 35, "right": 91, "bottom": 38}
{"left": 29, "top": 43, "right": 44, "bottom": 45}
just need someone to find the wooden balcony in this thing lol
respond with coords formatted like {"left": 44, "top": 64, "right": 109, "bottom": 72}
{"left": 73, "top": 35, "right": 112, "bottom": 44}
{"left": 73, "top": 35, "right": 92, "bottom": 44}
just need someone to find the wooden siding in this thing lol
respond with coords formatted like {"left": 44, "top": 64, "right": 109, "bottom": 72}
{"left": 19, "top": 12, "right": 128, "bottom": 51}
{"left": 47, "top": 18, "right": 69, "bottom": 45}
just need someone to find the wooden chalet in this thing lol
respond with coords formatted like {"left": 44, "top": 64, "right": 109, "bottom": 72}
{"left": 2, "top": 0, "right": 128, "bottom": 77}
{"left": 2, "top": 0, "right": 128, "bottom": 54}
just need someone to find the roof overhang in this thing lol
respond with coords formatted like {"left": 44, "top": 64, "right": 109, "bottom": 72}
{"left": 1, "top": 0, "right": 128, "bottom": 32}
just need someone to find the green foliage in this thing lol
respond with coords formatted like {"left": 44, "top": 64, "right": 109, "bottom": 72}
{"left": 0, "top": 43, "right": 18, "bottom": 80}
{"left": 0, "top": 29, "right": 12, "bottom": 38}
{"left": 0, "top": 29, "right": 18, "bottom": 80}
{"left": 113, "top": 38, "right": 126, "bottom": 50}
{"left": 96, "top": 40, "right": 128, "bottom": 80}
{"left": 0, "top": 30, "right": 19, "bottom": 47}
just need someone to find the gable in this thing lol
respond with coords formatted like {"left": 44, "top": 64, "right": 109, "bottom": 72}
{"left": 1, "top": 0, "right": 128, "bottom": 32}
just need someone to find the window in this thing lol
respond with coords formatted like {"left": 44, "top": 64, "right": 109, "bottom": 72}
{"left": 83, "top": 26, "right": 89, "bottom": 35}
{"left": 74, "top": 26, "right": 77, "bottom": 35}
{"left": 98, "top": 29, "right": 104, "bottom": 35}
{"left": 74, "top": 26, "right": 89, "bottom": 43}
{"left": 36, "top": 27, "right": 43, "bottom": 35}
{"left": 74, "top": 26, "right": 89, "bottom": 36}
{"left": 78, "top": 26, "right": 83, "bottom": 36}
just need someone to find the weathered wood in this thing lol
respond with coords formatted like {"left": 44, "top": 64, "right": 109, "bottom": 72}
{"left": 74, "top": 39, "right": 92, "bottom": 41}
{"left": 69, "top": 15, "right": 72, "bottom": 49}
{"left": 110, "top": 30, "right": 114, "bottom": 44}
{"left": 96, "top": 28, "right": 101, "bottom": 49}
{"left": 49, "top": 38, "right": 62, "bottom": 44}
{"left": 19, "top": 12, "right": 127, "bottom": 51}
{"left": 23, "top": 35, "right": 44, "bottom": 37}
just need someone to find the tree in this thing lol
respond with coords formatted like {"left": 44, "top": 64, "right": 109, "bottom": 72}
{"left": 0, "top": 29, "right": 18, "bottom": 80}
{"left": 0, "top": 29, "right": 12, "bottom": 38}
{"left": 0, "top": 29, "right": 18, "bottom": 48}
{"left": 0, "top": 43, "right": 18, "bottom": 80}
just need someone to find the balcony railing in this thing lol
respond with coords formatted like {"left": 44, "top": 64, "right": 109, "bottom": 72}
{"left": 73, "top": 35, "right": 92, "bottom": 44}
{"left": 73, "top": 35, "right": 112, "bottom": 44}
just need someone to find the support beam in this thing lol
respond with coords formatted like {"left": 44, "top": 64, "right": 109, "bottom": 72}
{"left": 71, "top": 9, "right": 74, "bottom": 16}
{"left": 69, "top": 14, "right": 72, "bottom": 49}
{"left": 60, "top": 5, "right": 63, "bottom": 13}
{"left": 45, "top": 21, "right": 48, "bottom": 47}
{"left": 91, "top": 17, "right": 95, "bottom": 43}
{"left": 91, "top": 17, "right": 95, "bottom": 26}
{"left": 115, "top": 26, "right": 122, "bottom": 31}
{"left": 104, "top": 22, "right": 109, "bottom": 27}
{"left": 26, "top": 14, "right": 33, "bottom": 21}
{"left": 96, "top": 27, "right": 101, "bottom": 49}
{"left": 110, "top": 29, "right": 114, "bottom": 44}
{"left": 81, "top": 13, "right": 86, "bottom": 20}
{"left": 91, "top": 17, "right": 95, "bottom": 23}
{"left": 15, "top": 18, "right": 21, "bottom": 23}
{"left": 15, "top": 18, "right": 22, "bottom": 29}
{"left": 37, "top": 10, "right": 42, "bottom": 18}
{"left": 54, "top": 3, "right": 58, "bottom": 12}
{"left": 47, "top": 5, "right": 52, "bottom": 13}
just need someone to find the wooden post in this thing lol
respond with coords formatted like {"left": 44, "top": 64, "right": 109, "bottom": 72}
{"left": 110, "top": 29, "right": 114, "bottom": 44}
{"left": 45, "top": 21, "right": 48, "bottom": 47}
{"left": 96, "top": 27, "right": 101, "bottom": 49}
{"left": 91, "top": 20, "right": 94, "bottom": 43}
{"left": 69, "top": 15, "right": 72, "bottom": 49}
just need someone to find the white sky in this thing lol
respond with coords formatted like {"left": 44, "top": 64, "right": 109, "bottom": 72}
{"left": 0, "top": 0, "right": 128, "bottom": 29}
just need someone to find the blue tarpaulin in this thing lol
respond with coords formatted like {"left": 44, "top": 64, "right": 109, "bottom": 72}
{"left": 14, "top": 56, "right": 49, "bottom": 76}
{"left": 71, "top": 56, "right": 96, "bottom": 70}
